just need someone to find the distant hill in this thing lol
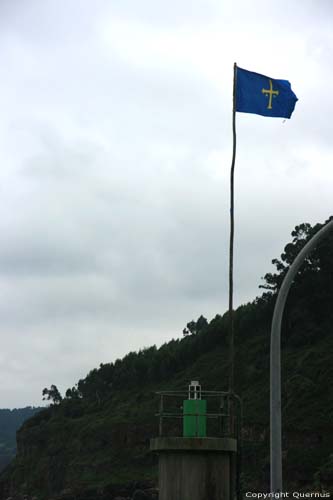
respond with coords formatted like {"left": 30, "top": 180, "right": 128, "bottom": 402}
{"left": 0, "top": 407, "right": 43, "bottom": 473}
{"left": 0, "top": 219, "right": 332, "bottom": 499}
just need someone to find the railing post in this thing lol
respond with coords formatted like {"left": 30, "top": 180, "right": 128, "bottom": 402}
{"left": 159, "top": 394, "right": 164, "bottom": 436}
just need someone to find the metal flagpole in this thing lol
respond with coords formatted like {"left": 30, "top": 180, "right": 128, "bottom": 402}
{"left": 229, "top": 62, "right": 237, "bottom": 394}
{"left": 270, "top": 218, "right": 333, "bottom": 492}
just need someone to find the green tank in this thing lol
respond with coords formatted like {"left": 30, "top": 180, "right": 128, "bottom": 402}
{"left": 183, "top": 381, "right": 207, "bottom": 437}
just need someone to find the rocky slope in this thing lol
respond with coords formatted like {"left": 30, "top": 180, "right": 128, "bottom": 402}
{"left": 0, "top": 408, "right": 42, "bottom": 474}
{"left": 1, "top": 327, "right": 332, "bottom": 499}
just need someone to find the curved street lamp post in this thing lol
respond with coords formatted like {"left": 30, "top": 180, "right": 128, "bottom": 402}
{"left": 270, "top": 219, "right": 333, "bottom": 492}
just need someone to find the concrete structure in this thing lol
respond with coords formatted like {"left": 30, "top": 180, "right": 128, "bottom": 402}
{"left": 151, "top": 382, "right": 240, "bottom": 500}
{"left": 151, "top": 435, "right": 237, "bottom": 500}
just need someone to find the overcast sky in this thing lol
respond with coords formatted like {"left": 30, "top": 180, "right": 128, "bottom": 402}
{"left": 0, "top": 0, "right": 332, "bottom": 408}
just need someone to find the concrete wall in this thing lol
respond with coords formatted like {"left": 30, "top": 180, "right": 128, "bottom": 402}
{"left": 151, "top": 437, "right": 237, "bottom": 500}
{"left": 159, "top": 450, "right": 230, "bottom": 500}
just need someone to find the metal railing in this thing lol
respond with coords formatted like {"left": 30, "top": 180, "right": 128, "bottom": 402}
{"left": 155, "top": 389, "right": 241, "bottom": 438}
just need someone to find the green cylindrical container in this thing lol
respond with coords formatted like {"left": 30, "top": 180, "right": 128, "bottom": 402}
{"left": 183, "top": 399, "right": 207, "bottom": 437}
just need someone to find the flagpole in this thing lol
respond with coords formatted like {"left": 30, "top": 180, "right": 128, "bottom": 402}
{"left": 229, "top": 62, "right": 237, "bottom": 395}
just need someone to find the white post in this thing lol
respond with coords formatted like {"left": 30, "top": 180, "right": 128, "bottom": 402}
{"left": 270, "top": 219, "right": 333, "bottom": 492}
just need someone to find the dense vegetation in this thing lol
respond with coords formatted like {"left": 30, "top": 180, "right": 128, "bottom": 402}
{"left": 0, "top": 408, "right": 42, "bottom": 472}
{"left": 1, "top": 218, "right": 332, "bottom": 498}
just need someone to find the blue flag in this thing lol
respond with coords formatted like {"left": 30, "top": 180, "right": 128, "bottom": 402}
{"left": 236, "top": 67, "right": 298, "bottom": 118}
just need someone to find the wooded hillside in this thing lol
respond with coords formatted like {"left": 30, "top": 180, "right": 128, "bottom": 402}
{"left": 1, "top": 219, "right": 332, "bottom": 498}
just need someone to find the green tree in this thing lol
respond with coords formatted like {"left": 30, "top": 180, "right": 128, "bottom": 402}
{"left": 260, "top": 217, "right": 333, "bottom": 346}
{"left": 65, "top": 385, "right": 82, "bottom": 399}
{"left": 42, "top": 385, "right": 62, "bottom": 405}
{"left": 260, "top": 219, "right": 333, "bottom": 295}
{"left": 186, "top": 315, "right": 208, "bottom": 335}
